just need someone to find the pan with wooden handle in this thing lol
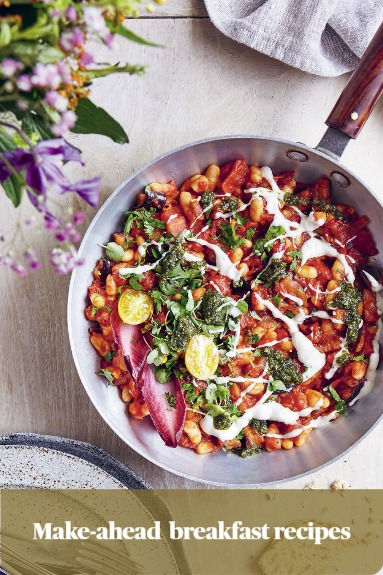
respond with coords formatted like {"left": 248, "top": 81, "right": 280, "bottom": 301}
{"left": 68, "top": 21, "right": 383, "bottom": 486}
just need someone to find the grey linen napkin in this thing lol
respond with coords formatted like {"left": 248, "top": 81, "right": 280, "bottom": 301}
{"left": 203, "top": 0, "right": 383, "bottom": 76}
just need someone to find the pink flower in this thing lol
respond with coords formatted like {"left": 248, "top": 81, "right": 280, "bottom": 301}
{"left": 84, "top": 6, "right": 108, "bottom": 35}
{"left": 31, "top": 63, "right": 62, "bottom": 89}
{"left": 45, "top": 90, "right": 68, "bottom": 112}
{"left": 59, "top": 28, "right": 84, "bottom": 51}
{"left": 1, "top": 58, "right": 23, "bottom": 78}
{"left": 65, "top": 5, "right": 77, "bottom": 21}
{"left": 56, "top": 61, "right": 72, "bottom": 84}
{"left": 52, "top": 110, "right": 77, "bottom": 136}
{"left": 17, "top": 74, "right": 33, "bottom": 92}
{"left": 49, "top": 246, "right": 83, "bottom": 274}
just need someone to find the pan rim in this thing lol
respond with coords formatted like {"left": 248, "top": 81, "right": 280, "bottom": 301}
{"left": 67, "top": 133, "right": 383, "bottom": 487}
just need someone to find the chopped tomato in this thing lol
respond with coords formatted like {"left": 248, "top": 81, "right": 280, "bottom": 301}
{"left": 221, "top": 160, "right": 249, "bottom": 194}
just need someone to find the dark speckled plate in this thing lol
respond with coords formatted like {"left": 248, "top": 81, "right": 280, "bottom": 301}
{"left": 0, "top": 433, "right": 150, "bottom": 489}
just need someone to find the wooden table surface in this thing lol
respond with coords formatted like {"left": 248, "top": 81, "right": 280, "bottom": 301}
{"left": 1, "top": 0, "right": 382, "bottom": 489}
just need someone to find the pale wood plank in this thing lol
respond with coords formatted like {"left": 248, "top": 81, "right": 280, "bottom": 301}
{"left": 0, "top": 16, "right": 382, "bottom": 489}
{"left": 131, "top": 0, "right": 207, "bottom": 18}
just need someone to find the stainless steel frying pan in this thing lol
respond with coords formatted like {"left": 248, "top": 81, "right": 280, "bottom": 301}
{"left": 68, "top": 23, "right": 383, "bottom": 485}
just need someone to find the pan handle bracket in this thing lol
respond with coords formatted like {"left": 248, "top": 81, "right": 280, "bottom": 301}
{"left": 315, "top": 127, "right": 350, "bottom": 160}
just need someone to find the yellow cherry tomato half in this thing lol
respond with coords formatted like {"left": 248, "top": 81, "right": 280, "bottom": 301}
{"left": 185, "top": 334, "right": 219, "bottom": 380}
{"left": 118, "top": 288, "right": 154, "bottom": 325}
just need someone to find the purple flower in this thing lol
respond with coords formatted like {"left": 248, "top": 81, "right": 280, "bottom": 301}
{"left": 0, "top": 139, "right": 100, "bottom": 207}
{"left": 60, "top": 28, "right": 84, "bottom": 51}
{"left": 17, "top": 74, "right": 33, "bottom": 92}
{"left": 80, "top": 52, "right": 94, "bottom": 66}
{"left": 31, "top": 63, "right": 62, "bottom": 89}
{"left": 45, "top": 90, "right": 68, "bottom": 112}
{"left": 1, "top": 58, "right": 23, "bottom": 78}
{"left": 50, "top": 8, "right": 62, "bottom": 19}
{"left": 65, "top": 5, "right": 77, "bottom": 21}
{"left": 24, "top": 249, "right": 41, "bottom": 269}
{"left": 52, "top": 110, "right": 77, "bottom": 136}
{"left": 73, "top": 211, "right": 86, "bottom": 225}
{"left": 10, "top": 262, "right": 27, "bottom": 277}
{"left": 50, "top": 246, "right": 83, "bottom": 274}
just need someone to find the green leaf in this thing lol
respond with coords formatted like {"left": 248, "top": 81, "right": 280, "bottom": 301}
{"left": 9, "top": 42, "right": 64, "bottom": 66}
{"left": 71, "top": 98, "right": 129, "bottom": 144}
{"left": 237, "top": 300, "right": 248, "bottom": 314}
{"left": 106, "top": 242, "right": 124, "bottom": 261}
{"left": 268, "top": 380, "right": 286, "bottom": 392}
{"left": 111, "top": 23, "right": 162, "bottom": 47}
{"left": 22, "top": 113, "right": 54, "bottom": 141}
{"left": 0, "top": 128, "right": 24, "bottom": 207}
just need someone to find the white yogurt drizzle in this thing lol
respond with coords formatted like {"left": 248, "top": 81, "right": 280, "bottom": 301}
{"left": 252, "top": 292, "right": 326, "bottom": 382}
{"left": 201, "top": 391, "right": 325, "bottom": 441}
{"left": 280, "top": 291, "right": 304, "bottom": 306}
{"left": 324, "top": 336, "right": 348, "bottom": 380}
{"left": 349, "top": 273, "right": 383, "bottom": 405}
{"left": 265, "top": 409, "right": 337, "bottom": 439}
{"left": 187, "top": 237, "right": 242, "bottom": 281}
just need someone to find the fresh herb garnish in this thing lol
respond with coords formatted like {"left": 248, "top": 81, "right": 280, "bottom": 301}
{"left": 249, "top": 419, "right": 268, "bottom": 434}
{"left": 325, "top": 384, "right": 347, "bottom": 414}
{"left": 220, "top": 221, "right": 245, "bottom": 249}
{"left": 165, "top": 392, "right": 176, "bottom": 408}
{"left": 124, "top": 207, "right": 165, "bottom": 237}
{"left": 352, "top": 353, "right": 369, "bottom": 364}
{"left": 288, "top": 249, "right": 302, "bottom": 271}
{"left": 96, "top": 368, "right": 115, "bottom": 386}
{"left": 129, "top": 276, "right": 143, "bottom": 291}
{"left": 104, "top": 351, "right": 115, "bottom": 362}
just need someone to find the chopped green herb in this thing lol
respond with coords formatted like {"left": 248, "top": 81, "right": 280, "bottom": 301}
{"left": 124, "top": 207, "right": 165, "bottom": 238}
{"left": 352, "top": 353, "right": 369, "bottom": 364}
{"left": 246, "top": 227, "right": 257, "bottom": 240}
{"left": 285, "top": 310, "right": 295, "bottom": 319}
{"left": 129, "top": 276, "right": 143, "bottom": 291}
{"left": 96, "top": 368, "right": 115, "bottom": 386}
{"left": 271, "top": 294, "right": 282, "bottom": 308}
{"left": 248, "top": 333, "right": 260, "bottom": 344}
{"left": 325, "top": 384, "right": 347, "bottom": 414}
{"left": 288, "top": 249, "right": 302, "bottom": 271}
{"left": 91, "top": 306, "right": 98, "bottom": 317}
{"left": 104, "top": 351, "right": 115, "bottom": 362}
{"left": 220, "top": 221, "right": 245, "bottom": 249}
{"left": 165, "top": 392, "right": 176, "bottom": 408}
{"left": 234, "top": 213, "right": 249, "bottom": 225}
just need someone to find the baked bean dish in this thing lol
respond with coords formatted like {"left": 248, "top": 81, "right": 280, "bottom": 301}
{"left": 85, "top": 160, "right": 382, "bottom": 456}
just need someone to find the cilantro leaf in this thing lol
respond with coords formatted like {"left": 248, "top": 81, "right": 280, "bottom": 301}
{"left": 96, "top": 369, "right": 115, "bottom": 386}
{"left": 220, "top": 221, "right": 245, "bottom": 248}
{"left": 325, "top": 384, "right": 347, "bottom": 414}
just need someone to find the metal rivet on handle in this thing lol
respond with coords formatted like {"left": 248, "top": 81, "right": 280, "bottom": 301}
{"left": 286, "top": 150, "right": 309, "bottom": 162}
{"left": 331, "top": 171, "right": 350, "bottom": 188}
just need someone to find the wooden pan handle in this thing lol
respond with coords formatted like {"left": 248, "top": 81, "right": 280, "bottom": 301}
{"left": 326, "top": 21, "right": 383, "bottom": 139}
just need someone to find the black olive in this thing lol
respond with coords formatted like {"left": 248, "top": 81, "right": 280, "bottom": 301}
{"left": 99, "top": 258, "right": 111, "bottom": 284}
{"left": 144, "top": 190, "right": 166, "bottom": 210}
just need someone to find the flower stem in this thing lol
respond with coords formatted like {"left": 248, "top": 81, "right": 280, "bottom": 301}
{"left": 0, "top": 120, "right": 34, "bottom": 149}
